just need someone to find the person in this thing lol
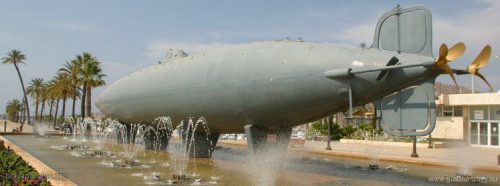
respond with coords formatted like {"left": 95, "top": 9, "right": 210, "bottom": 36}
{"left": 19, "top": 123, "right": 24, "bottom": 133}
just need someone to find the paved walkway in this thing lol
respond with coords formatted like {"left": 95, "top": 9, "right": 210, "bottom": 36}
{"left": 219, "top": 139, "right": 500, "bottom": 172}
{"left": 0, "top": 120, "right": 60, "bottom": 134}
{"left": 1, "top": 120, "right": 33, "bottom": 133}
{"left": 0, "top": 135, "right": 77, "bottom": 186}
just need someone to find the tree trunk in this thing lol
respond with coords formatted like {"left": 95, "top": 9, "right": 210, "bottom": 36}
{"left": 21, "top": 98, "right": 25, "bottom": 123}
{"left": 53, "top": 99, "right": 60, "bottom": 127}
{"left": 40, "top": 100, "right": 45, "bottom": 121}
{"left": 14, "top": 64, "right": 30, "bottom": 125}
{"left": 35, "top": 98, "right": 39, "bottom": 121}
{"left": 72, "top": 86, "right": 76, "bottom": 118}
{"left": 86, "top": 85, "right": 92, "bottom": 118}
{"left": 81, "top": 84, "right": 86, "bottom": 118}
{"left": 61, "top": 92, "right": 67, "bottom": 123}
{"left": 48, "top": 99, "right": 54, "bottom": 122}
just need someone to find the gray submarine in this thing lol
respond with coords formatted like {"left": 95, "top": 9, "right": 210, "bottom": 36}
{"left": 96, "top": 5, "right": 493, "bottom": 157}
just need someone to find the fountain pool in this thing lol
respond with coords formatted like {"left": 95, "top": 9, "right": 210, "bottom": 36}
{"left": 4, "top": 134, "right": 500, "bottom": 185}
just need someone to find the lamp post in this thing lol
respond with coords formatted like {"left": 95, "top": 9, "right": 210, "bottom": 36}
{"left": 411, "top": 136, "right": 419, "bottom": 157}
{"left": 325, "top": 116, "right": 332, "bottom": 150}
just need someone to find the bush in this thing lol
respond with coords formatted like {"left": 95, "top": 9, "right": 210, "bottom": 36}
{"left": 308, "top": 121, "right": 385, "bottom": 141}
{"left": 307, "top": 121, "right": 346, "bottom": 140}
{"left": 343, "top": 125, "right": 356, "bottom": 138}
{"left": 330, "top": 123, "right": 345, "bottom": 140}
{"left": 0, "top": 148, "right": 51, "bottom": 186}
{"left": 307, "top": 121, "right": 326, "bottom": 137}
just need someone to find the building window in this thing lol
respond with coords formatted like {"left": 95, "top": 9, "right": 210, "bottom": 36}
{"left": 454, "top": 106, "right": 463, "bottom": 117}
{"left": 470, "top": 106, "right": 489, "bottom": 120}
{"left": 436, "top": 106, "right": 443, "bottom": 117}
{"left": 470, "top": 122, "right": 478, "bottom": 145}
{"left": 490, "top": 105, "right": 500, "bottom": 120}
{"left": 443, "top": 106, "right": 453, "bottom": 116}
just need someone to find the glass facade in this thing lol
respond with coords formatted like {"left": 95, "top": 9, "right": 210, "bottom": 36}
{"left": 469, "top": 105, "right": 500, "bottom": 147}
{"left": 443, "top": 106, "right": 453, "bottom": 116}
{"left": 454, "top": 106, "right": 463, "bottom": 116}
{"left": 436, "top": 106, "right": 442, "bottom": 117}
{"left": 470, "top": 106, "right": 488, "bottom": 120}
{"left": 436, "top": 106, "right": 463, "bottom": 117}
{"left": 490, "top": 106, "right": 500, "bottom": 120}
{"left": 480, "top": 122, "right": 488, "bottom": 145}
{"left": 491, "top": 123, "right": 498, "bottom": 146}
{"left": 470, "top": 122, "right": 478, "bottom": 145}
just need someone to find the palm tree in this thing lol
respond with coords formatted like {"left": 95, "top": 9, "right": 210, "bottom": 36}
{"left": 74, "top": 52, "right": 106, "bottom": 118}
{"left": 46, "top": 74, "right": 68, "bottom": 127}
{"left": 73, "top": 53, "right": 91, "bottom": 118}
{"left": 26, "top": 78, "right": 45, "bottom": 121}
{"left": 58, "top": 60, "right": 81, "bottom": 118}
{"left": 2, "top": 50, "right": 31, "bottom": 125}
{"left": 46, "top": 80, "right": 59, "bottom": 123}
{"left": 6, "top": 99, "right": 22, "bottom": 122}
{"left": 53, "top": 73, "right": 70, "bottom": 126}
{"left": 82, "top": 58, "right": 106, "bottom": 117}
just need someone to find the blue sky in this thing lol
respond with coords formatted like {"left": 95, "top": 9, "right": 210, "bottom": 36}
{"left": 1, "top": 0, "right": 499, "bottom": 115}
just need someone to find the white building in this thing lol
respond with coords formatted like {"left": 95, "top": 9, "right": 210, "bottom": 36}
{"left": 434, "top": 92, "right": 500, "bottom": 147}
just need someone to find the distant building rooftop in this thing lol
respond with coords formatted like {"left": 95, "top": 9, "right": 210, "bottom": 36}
{"left": 436, "top": 92, "right": 500, "bottom": 106}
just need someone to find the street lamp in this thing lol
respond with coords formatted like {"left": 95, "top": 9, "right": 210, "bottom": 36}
{"left": 411, "top": 136, "right": 419, "bottom": 157}
{"left": 325, "top": 116, "right": 332, "bottom": 150}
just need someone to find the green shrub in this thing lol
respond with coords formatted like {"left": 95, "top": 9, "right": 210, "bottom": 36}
{"left": 307, "top": 121, "right": 326, "bottom": 137}
{"left": 342, "top": 125, "right": 355, "bottom": 138}
{"left": 0, "top": 148, "right": 51, "bottom": 186}
{"left": 330, "top": 123, "right": 344, "bottom": 140}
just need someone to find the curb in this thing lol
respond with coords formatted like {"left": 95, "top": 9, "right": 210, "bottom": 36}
{"left": 218, "top": 140, "right": 500, "bottom": 172}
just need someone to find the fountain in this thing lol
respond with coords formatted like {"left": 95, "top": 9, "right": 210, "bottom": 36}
{"left": 33, "top": 121, "right": 53, "bottom": 137}
{"left": 168, "top": 117, "right": 212, "bottom": 181}
{"left": 348, "top": 129, "right": 385, "bottom": 170}
{"left": 9, "top": 116, "right": 499, "bottom": 185}
{"left": 45, "top": 116, "right": 211, "bottom": 184}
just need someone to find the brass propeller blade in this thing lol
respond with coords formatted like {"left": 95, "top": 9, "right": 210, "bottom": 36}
{"left": 475, "top": 72, "right": 494, "bottom": 92}
{"left": 439, "top": 44, "right": 448, "bottom": 57}
{"left": 467, "top": 45, "right": 491, "bottom": 74}
{"left": 446, "top": 42, "right": 466, "bottom": 61}
{"left": 437, "top": 43, "right": 493, "bottom": 92}
{"left": 442, "top": 64, "right": 459, "bottom": 89}
{"left": 435, "top": 43, "right": 465, "bottom": 90}
{"left": 436, "top": 44, "right": 448, "bottom": 66}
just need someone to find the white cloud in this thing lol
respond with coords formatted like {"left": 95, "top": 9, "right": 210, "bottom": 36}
{"left": 40, "top": 20, "right": 102, "bottom": 33}
{"left": 332, "top": 23, "right": 375, "bottom": 46}
{"left": 101, "top": 61, "right": 149, "bottom": 81}
{"left": 433, "top": 0, "right": 500, "bottom": 53}
{"left": 142, "top": 42, "right": 232, "bottom": 60}
{"left": 432, "top": 0, "right": 500, "bottom": 91}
